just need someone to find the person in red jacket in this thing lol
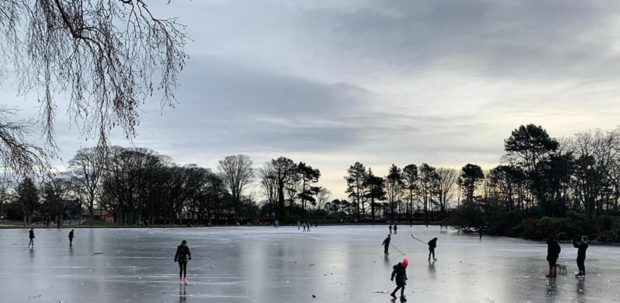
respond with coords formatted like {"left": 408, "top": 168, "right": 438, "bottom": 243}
{"left": 390, "top": 258, "right": 409, "bottom": 301}
{"left": 174, "top": 240, "right": 192, "bottom": 283}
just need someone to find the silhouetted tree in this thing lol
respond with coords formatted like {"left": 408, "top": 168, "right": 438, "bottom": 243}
{"left": 218, "top": 155, "right": 254, "bottom": 219}
{"left": 297, "top": 162, "right": 320, "bottom": 215}
{"left": 385, "top": 164, "right": 403, "bottom": 221}
{"left": 418, "top": 163, "right": 439, "bottom": 225}
{"left": 504, "top": 124, "right": 559, "bottom": 207}
{"left": 458, "top": 164, "right": 485, "bottom": 205}
{"left": 69, "top": 148, "right": 102, "bottom": 225}
{"left": 16, "top": 177, "right": 38, "bottom": 225}
{"left": 345, "top": 162, "right": 367, "bottom": 218}
{"left": 436, "top": 168, "right": 458, "bottom": 213}
{"left": 271, "top": 157, "right": 297, "bottom": 221}
{"left": 402, "top": 164, "right": 418, "bottom": 224}
{"left": 364, "top": 168, "right": 386, "bottom": 222}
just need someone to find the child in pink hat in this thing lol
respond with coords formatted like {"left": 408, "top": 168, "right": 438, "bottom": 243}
{"left": 390, "top": 258, "right": 409, "bottom": 301}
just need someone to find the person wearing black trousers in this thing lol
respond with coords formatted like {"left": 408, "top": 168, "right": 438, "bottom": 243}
{"left": 546, "top": 236, "right": 561, "bottom": 278}
{"left": 28, "top": 228, "right": 35, "bottom": 247}
{"left": 573, "top": 236, "right": 588, "bottom": 277}
{"left": 68, "top": 229, "right": 75, "bottom": 247}
{"left": 174, "top": 240, "right": 192, "bottom": 283}
{"left": 382, "top": 234, "right": 391, "bottom": 255}
{"left": 390, "top": 258, "right": 409, "bottom": 301}
{"left": 428, "top": 237, "right": 438, "bottom": 260}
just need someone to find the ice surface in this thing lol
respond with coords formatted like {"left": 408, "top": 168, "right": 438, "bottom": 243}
{"left": 1, "top": 225, "right": 619, "bottom": 302}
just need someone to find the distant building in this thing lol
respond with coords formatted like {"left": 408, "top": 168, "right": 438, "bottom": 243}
{"left": 81, "top": 208, "right": 114, "bottom": 222}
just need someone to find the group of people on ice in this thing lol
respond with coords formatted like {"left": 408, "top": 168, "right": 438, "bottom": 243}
{"left": 546, "top": 235, "right": 589, "bottom": 278}
{"left": 297, "top": 221, "right": 316, "bottom": 232}
{"left": 26, "top": 228, "right": 75, "bottom": 248}
{"left": 382, "top": 225, "right": 591, "bottom": 301}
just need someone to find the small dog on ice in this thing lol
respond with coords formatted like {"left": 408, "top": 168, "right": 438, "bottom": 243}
{"left": 557, "top": 264, "right": 567, "bottom": 275}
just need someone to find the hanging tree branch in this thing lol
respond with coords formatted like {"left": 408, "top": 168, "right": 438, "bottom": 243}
{"left": 0, "top": 0, "right": 188, "bottom": 172}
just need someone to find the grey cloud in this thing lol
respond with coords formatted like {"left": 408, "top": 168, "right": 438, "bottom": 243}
{"left": 190, "top": 0, "right": 620, "bottom": 81}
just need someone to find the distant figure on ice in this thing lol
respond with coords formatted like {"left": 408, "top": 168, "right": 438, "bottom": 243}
{"left": 393, "top": 224, "right": 398, "bottom": 234}
{"left": 28, "top": 228, "right": 35, "bottom": 247}
{"left": 428, "top": 237, "right": 437, "bottom": 260}
{"left": 298, "top": 221, "right": 301, "bottom": 230}
{"left": 69, "top": 229, "right": 75, "bottom": 247}
{"left": 302, "top": 223, "right": 306, "bottom": 232}
{"left": 383, "top": 234, "right": 391, "bottom": 255}
{"left": 479, "top": 227, "right": 483, "bottom": 239}
{"left": 573, "top": 236, "right": 588, "bottom": 277}
{"left": 390, "top": 258, "right": 409, "bottom": 301}
{"left": 389, "top": 224, "right": 393, "bottom": 234}
{"left": 174, "top": 240, "right": 192, "bottom": 283}
{"left": 274, "top": 219, "right": 279, "bottom": 228}
{"left": 545, "top": 236, "right": 561, "bottom": 278}
{"left": 306, "top": 222, "right": 311, "bottom": 232}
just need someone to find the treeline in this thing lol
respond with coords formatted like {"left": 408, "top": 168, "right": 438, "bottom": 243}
{"left": 0, "top": 148, "right": 259, "bottom": 226}
{"left": 2, "top": 124, "right": 620, "bottom": 242}
{"left": 453, "top": 124, "right": 620, "bottom": 242}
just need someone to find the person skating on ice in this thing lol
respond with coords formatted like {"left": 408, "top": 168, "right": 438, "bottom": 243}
{"left": 390, "top": 258, "right": 409, "bottom": 301}
{"left": 428, "top": 237, "right": 437, "bottom": 260}
{"left": 389, "top": 224, "right": 393, "bottom": 234}
{"left": 28, "top": 228, "right": 35, "bottom": 247}
{"left": 393, "top": 224, "right": 398, "bottom": 234}
{"left": 69, "top": 229, "right": 75, "bottom": 247}
{"left": 382, "top": 234, "right": 391, "bottom": 255}
{"left": 573, "top": 236, "right": 588, "bottom": 277}
{"left": 174, "top": 240, "right": 192, "bottom": 283}
{"left": 545, "top": 235, "right": 561, "bottom": 278}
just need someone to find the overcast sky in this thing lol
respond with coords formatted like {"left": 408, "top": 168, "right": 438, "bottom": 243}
{"left": 4, "top": 0, "right": 620, "bottom": 198}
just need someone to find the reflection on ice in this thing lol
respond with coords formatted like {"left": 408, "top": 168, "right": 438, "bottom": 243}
{"left": 0, "top": 226, "right": 619, "bottom": 302}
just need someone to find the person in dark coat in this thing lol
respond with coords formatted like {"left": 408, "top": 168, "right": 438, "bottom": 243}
{"left": 546, "top": 236, "right": 561, "bottom": 277}
{"left": 428, "top": 237, "right": 438, "bottom": 260}
{"left": 28, "top": 228, "right": 35, "bottom": 247}
{"left": 390, "top": 258, "right": 409, "bottom": 301}
{"left": 389, "top": 224, "right": 393, "bottom": 234}
{"left": 68, "top": 229, "right": 75, "bottom": 247}
{"left": 573, "top": 236, "right": 588, "bottom": 277}
{"left": 174, "top": 240, "right": 192, "bottom": 283}
{"left": 393, "top": 224, "right": 398, "bottom": 234}
{"left": 382, "top": 234, "right": 391, "bottom": 255}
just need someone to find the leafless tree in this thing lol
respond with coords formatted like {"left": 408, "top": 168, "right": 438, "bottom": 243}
{"left": 69, "top": 147, "right": 103, "bottom": 225}
{"left": 0, "top": 0, "right": 188, "bottom": 172}
{"left": 436, "top": 168, "right": 459, "bottom": 212}
{"left": 315, "top": 187, "right": 330, "bottom": 210}
{"left": 258, "top": 162, "right": 277, "bottom": 212}
{"left": 218, "top": 154, "right": 254, "bottom": 218}
{"left": 0, "top": 109, "right": 48, "bottom": 174}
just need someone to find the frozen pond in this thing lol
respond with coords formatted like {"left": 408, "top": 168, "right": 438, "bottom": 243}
{"left": 1, "top": 225, "right": 619, "bottom": 303}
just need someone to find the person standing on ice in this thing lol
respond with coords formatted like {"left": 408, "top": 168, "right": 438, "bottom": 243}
{"left": 393, "top": 224, "right": 398, "bottom": 234}
{"left": 28, "top": 228, "right": 35, "bottom": 247}
{"left": 68, "top": 229, "right": 75, "bottom": 247}
{"left": 573, "top": 236, "right": 588, "bottom": 277}
{"left": 174, "top": 240, "right": 192, "bottom": 283}
{"left": 382, "top": 234, "right": 391, "bottom": 255}
{"left": 545, "top": 236, "right": 561, "bottom": 278}
{"left": 428, "top": 237, "right": 437, "bottom": 260}
{"left": 390, "top": 258, "right": 409, "bottom": 301}
{"left": 389, "top": 224, "right": 393, "bottom": 234}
